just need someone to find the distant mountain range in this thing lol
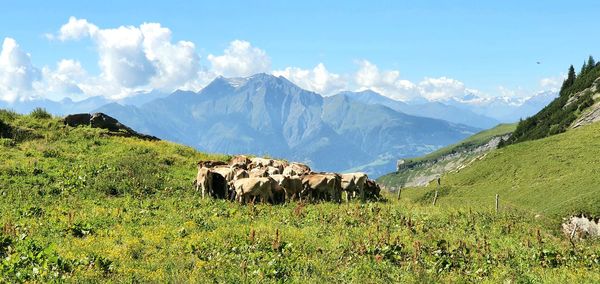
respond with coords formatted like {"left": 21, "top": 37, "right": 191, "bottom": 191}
{"left": 337, "top": 90, "right": 500, "bottom": 129}
{"left": 0, "top": 73, "right": 556, "bottom": 177}
{"left": 91, "top": 74, "right": 476, "bottom": 176}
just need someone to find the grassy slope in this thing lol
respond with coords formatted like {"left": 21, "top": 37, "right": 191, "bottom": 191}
{"left": 401, "top": 121, "right": 600, "bottom": 217}
{"left": 1, "top": 111, "right": 599, "bottom": 282}
{"left": 378, "top": 123, "right": 516, "bottom": 187}
{"left": 409, "top": 123, "right": 516, "bottom": 164}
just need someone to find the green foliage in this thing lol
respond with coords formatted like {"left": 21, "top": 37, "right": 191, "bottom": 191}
{"left": 506, "top": 57, "right": 600, "bottom": 145}
{"left": 1, "top": 111, "right": 599, "bottom": 282}
{"left": 29, "top": 107, "right": 52, "bottom": 119}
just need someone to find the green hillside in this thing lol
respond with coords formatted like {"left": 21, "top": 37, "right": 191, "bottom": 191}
{"left": 402, "top": 121, "right": 600, "bottom": 217}
{"left": 378, "top": 123, "right": 516, "bottom": 188}
{"left": 1, "top": 109, "right": 599, "bottom": 282}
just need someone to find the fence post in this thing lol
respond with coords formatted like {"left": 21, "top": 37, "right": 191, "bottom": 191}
{"left": 495, "top": 194, "right": 499, "bottom": 213}
{"left": 432, "top": 177, "right": 440, "bottom": 206}
{"left": 397, "top": 186, "right": 402, "bottom": 200}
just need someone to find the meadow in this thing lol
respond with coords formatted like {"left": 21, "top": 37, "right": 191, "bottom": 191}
{"left": 1, "top": 110, "right": 599, "bottom": 282}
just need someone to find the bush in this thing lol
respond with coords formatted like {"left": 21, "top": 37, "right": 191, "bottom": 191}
{"left": 0, "top": 119, "right": 11, "bottom": 138}
{"left": 29, "top": 107, "right": 52, "bottom": 119}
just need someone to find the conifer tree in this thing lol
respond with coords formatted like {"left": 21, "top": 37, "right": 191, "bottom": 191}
{"left": 561, "top": 65, "right": 576, "bottom": 94}
{"left": 580, "top": 61, "right": 587, "bottom": 75}
{"left": 587, "top": 55, "right": 596, "bottom": 71}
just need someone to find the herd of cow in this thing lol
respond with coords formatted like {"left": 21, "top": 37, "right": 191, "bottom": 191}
{"left": 194, "top": 155, "right": 381, "bottom": 204}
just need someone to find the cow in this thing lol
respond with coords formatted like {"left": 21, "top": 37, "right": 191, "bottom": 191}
{"left": 211, "top": 166, "right": 238, "bottom": 198}
{"left": 270, "top": 174, "right": 303, "bottom": 202}
{"left": 302, "top": 173, "right": 342, "bottom": 203}
{"left": 340, "top": 173, "right": 368, "bottom": 202}
{"left": 249, "top": 167, "right": 268, "bottom": 178}
{"left": 271, "top": 160, "right": 289, "bottom": 172}
{"left": 364, "top": 179, "right": 381, "bottom": 200}
{"left": 283, "top": 162, "right": 312, "bottom": 176}
{"left": 195, "top": 167, "right": 213, "bottom": 199}
{"left": 250, "top": 157, "right": 273, "bottom": 169}
{"left": 266, "top": 166, "right": 281, "bottom": 176}
{"left": 198, "top": 160, "right": 228, "bottom": 168}
{"left": 229, "top": 155, "right": 251, "bottom": 169}
{"left": 233, "top": 168, "right": 249, "bottom": 180}
{"left": 232, "top": 177, "right": 279, "bottom": 204}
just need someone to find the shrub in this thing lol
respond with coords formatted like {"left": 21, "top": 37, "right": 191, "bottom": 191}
{"left": 0, "top": 119, "right": 11, "bottom": 138}
{"left": 29, "top": 107, "right": 52, "bottom": 119}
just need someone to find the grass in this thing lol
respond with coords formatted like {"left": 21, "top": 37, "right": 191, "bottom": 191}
{"left": 1, "top": 111, "right": 599, "bottom": 282}
{"left": 378, "top": 123, "right": 516, "bottom": 188}
{"left": 401, "top": 121, "right": 600, "bottom": 218}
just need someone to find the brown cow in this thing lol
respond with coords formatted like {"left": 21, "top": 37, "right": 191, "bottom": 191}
{"left": 195, "top": 167, "right": 213, "bottom": 199}
{"left": 364, "top": 179, "right": 381, "bottom": 200}
{"left": 250, "top": 157, "right": 273, "bottom": 169}
{"left": 271, "top": 160, "right": 289, "bottom": 172}
{"left": 232, "top": 177, "right": 278, "bottom": 204}
{"left": 249, "top": 167, "right": 268, "bottom": 178}
{"left": 302, "top": 173, "right": 342, "bottom": 203}
{"left": 270, "top": 174, "right": 303, "bottom": 202}
{"left": 340, "top": 173, "right": 368, "bottom": 202}
{"left": 198, "top": 160, "right": 228, "bottom": 168}
{"left": 229, "top": 155, "right": 251, "bottom": 169}
{"left": 283, "top": 162, "right": 312, "bottom": 176}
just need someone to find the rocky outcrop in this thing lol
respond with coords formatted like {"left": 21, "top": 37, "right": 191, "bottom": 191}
{"left": 63, "top": 112, "right": 159, "bottom": 141}
{"left": 393, "top": 133, "right": 511, "bottom": 187}
{"left": 562, "top": 214, "right": 600, "bottom": 241}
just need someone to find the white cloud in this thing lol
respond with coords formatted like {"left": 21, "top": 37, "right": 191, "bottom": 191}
{"left": 208, "top": 40, "right": 271, "bottom": 77}
{"left": 52, "top": 17, "right": 202, "bottom": 98}
{"left": 353, "top": 60, "right": 417, "bottom": 100}
{"left": 272, "top": 63, "right": 347, "bottom": 95}
{"left": 0, "top": 38, "right": 41, "bottom": 102}
{"left": 417, "top": 77, "right": 468, "bottom": 101}
{"left": 56, "top": 16, "right": 98, "bottom": 41}
{"left": 539, "top": 75, "right": 564, "bottom": 92}
{"left": 39, "top": 59, "right": 87, "bottom": 100}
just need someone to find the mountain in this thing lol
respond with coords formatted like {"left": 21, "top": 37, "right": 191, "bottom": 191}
{"left": 0, "top": 90, "right": 169, "bottom": 116}
{"left": 0, "top": 96, "right": 109, "bottom": 115}
{"left": 337, "top": 90, "right": 500, "bottom": 129}
{"left": 445, "top": 90, "right": 558, "bottom": 122}
{"left": 96, "top": 73, "right": 478, "bottom": 177}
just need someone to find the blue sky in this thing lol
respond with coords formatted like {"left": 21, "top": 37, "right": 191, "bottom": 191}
{"left": 1, "top": 0, "right": 599, "bottom": 101}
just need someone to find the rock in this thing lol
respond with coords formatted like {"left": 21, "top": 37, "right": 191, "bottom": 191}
{"left": 562, "top": 214, "right": 600, "bottom": 241}
{"left": 63, "top": 112, "right": 159, "bottom": 141}
{"left": 64, "top": 113, "right": 92, "bottom": 127}
{"left": 90, "top": 113, "right": 124, "bottom": 132}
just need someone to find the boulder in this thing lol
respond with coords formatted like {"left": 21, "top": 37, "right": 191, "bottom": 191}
{"left": 63, "top": 112, "right": 159, "bottom": 141}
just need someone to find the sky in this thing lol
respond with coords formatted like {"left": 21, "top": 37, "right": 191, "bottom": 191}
{"left": 0, "top": 0, "right": 599, "bottom": 102}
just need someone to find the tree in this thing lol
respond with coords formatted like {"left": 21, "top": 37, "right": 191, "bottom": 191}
{"left": 561, "top": 65, "right": 576, "bottom": 94}
{"left": 587, "top": 55, "right": 596, "bottom": 71}
{"left": 580, "top": 61, "right": 587, "bottom": 75}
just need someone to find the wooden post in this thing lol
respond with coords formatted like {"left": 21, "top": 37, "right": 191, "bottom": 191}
{"left": 432, "top": 178, "right": 440, "bottom": 206}
{"left": 495, "top": 194, "right": 499, "bottom": 213}
{"left": 397, "top": 186, "right": 402, "bottom": 200}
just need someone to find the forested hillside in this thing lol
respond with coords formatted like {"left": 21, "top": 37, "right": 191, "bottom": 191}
{"left": 504, "top": 56, "right": 600, "bottom": 145}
